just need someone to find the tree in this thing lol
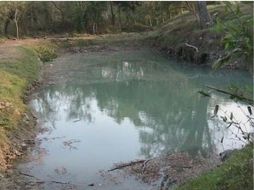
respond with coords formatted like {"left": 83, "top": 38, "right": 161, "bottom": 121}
{"left": 109, "top": 1, "right": 115, "bottom": 26}
{"left": 114, "top": 2, "right": 140, "bottom": 30}
{"left": 84, "top": 2, "right": 107, "bottom": 34}
{"left": 196, "top": 1, "right": 213, "bottom": 29}
{"left": 14, "top": 8, "right": 19, "bottom": 39}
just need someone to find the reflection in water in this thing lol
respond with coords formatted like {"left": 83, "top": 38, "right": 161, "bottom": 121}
{"left": 32, "top": 49, "right": 252, "bottom": 158}
{"left": 24, "top": 49, "right": 253, "bottom": 188}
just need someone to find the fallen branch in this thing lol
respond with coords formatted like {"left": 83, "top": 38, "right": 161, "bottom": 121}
{"left": 108, "top": 159, "right": 146, "bottom": 172}
{"left": 19, "top": 171, "right": 71, "bottom": 185}
{"left": 108, "top": 158, "right": 192, "bottom": 173}
{"left": 206, "top": 85, "right": 254, "bottom": 105}
{"left": 50, "top": 180, "right": 70, "bottom": 185}
{"left": 19, "top": 172, "right": 39, "bottom": 179}
{"left": 141, "top": 158, "right": 153, "bottom": 174}
{"left": 185, "top": 43, "right": 199, "bottom": 52}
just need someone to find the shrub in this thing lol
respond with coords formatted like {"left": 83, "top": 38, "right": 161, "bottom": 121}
{"left": 35, "top": 45, "right": 57, "bottom": 63}
{"left": 213, "top": 2, "right": 253, "bottom": 70}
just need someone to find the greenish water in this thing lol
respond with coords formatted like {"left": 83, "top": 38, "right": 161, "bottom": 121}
{"left": 20, "top": 47, "right": 253, "bottom": 189}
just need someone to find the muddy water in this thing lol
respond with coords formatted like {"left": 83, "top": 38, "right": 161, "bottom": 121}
{"left": 19, "top": 47, "right": 253, "bottom": 189}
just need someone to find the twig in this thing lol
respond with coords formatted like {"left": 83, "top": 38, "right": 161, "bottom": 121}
{"left": 50, "top": 180, "right": 70, "bottom": 185}
{"left": 141, "top": 158, "right": 153, "bottom": 174}
{"left": 185, "top": 43, "right": 199, "bottom": 52}
{"left": 18, "top": 171, "right": 71, "bottom": 185}
{"left": 108, "top": 159, "right": 146, "bottom": 172}
{"left": 19, "top": 172, "right": 40, "bottom": 179}
{"left": 108, "top": 158, "right": 191, "bottom": 172}
{"left": 206, "top": 85, "right": 254, "bottom": 105}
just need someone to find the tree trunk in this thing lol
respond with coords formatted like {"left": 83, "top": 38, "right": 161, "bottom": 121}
{"left": 92, "top": 22, "right": 97, "bottom": 34}
{"left": 109, "top": 1, "right": 115, "bottom": 26}
{"left": 148, "top": 16, "right": 152, "bottom": 27}
{"left": 4, "top": 19, "right": 10, "bottom": 37}
{"left": 118, "top": 7, "right": 122, "bottom": 30}
{"left": 196, "top": 1, "right": 213, "bottom": 29}
{"left": 51, "top": 2, "right": 65, "bottom": 23}
{"left": 14, "top": 9, "right": 19, "bottom": 39}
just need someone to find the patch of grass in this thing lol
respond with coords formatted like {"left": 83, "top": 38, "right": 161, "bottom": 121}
{"left": 0, "top": 37, "right": 6, "bottom": 44}
{"left": 34, "top": 44, "right": 57, "bottom": 63}
{"left": 0, "top": 40, "right": 58, "bottom": 170}
{"left": 177, "top": 144, "right": 253, "bottom": 190}
{"left": 0, "top": 47, "right": 41, "bottom": 83}
{"left": 0, "top": 46, "right": 41, "bottom": 131}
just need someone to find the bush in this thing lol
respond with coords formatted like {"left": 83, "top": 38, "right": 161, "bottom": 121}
{"left": 213, "top": 2, "right": 253, "bottom": 70}
{"left": 35, "top": 45, "right": 57, "bottom": 63}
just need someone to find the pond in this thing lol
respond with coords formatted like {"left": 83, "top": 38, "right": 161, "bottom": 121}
{"left": 18, "top": 47, "right": 253, "bottom": 189}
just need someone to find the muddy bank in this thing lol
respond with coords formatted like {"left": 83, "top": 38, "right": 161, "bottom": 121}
{"left": 0, "top": 110, "right": 37, "bottom": 170}
{"left": 0, "top": 41, "right": 47, "bottom": 189}
{"left": 0, "top": 85, "right": 40, "bottom": 190}
{"left": 109, "top": 152, "right": 220, "bottom": 189}
{"left": 151, "top": 30, "right": 230, "bottom": 69}
{"left": 148, "top": 4, "right": 253, "bottom": 71}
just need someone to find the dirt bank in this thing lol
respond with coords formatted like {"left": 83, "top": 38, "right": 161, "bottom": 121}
{"left": 149, "top": 3, "right": 253, "bottom": 71}
{"left": 0, "top": 39, "right": 51, "bottom": 189}
{"left": 109, "top": 152, "right": 220, "bottom": 190}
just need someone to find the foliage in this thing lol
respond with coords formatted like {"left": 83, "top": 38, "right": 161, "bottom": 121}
{"left": 34, "top": 45, "right": 57, "bottom": 62}
{"left": 177, "top": 144, "right": 253, "bottom": 190}
{"left": 213, "top": 2, "right": 253, "bottom": 69}
{"left": 0, "top": 1, "right": 202, "bottom": 36}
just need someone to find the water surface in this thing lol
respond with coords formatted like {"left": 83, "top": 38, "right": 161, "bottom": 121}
{"left": 20, "top": 47, "right": 253, "bottom": 189}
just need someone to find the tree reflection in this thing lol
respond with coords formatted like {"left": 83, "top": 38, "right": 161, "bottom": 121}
{"left": 31, "top": 53, "right": 252, "bottom": 159}
{"left": 32, "top": 70, "right": 213, "bottom": 159}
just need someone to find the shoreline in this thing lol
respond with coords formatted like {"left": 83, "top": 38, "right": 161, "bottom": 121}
{"left": 0, "top": 36, "right": 252, "bottom": 189}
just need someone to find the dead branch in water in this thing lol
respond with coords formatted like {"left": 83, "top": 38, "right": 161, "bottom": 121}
{"left": 18, "top": 171, "right": 71, "bottom": 185}
{"left": 19, "top": 172, "right": 40, "bottom": 180}
{"left": 206, "top": 85, "right": 254, "bottom": 105}
{"left": 108, "top": 158, "right": 192, "bottom": 172}
{"left": 141, "top": 159, "right": 153, "bottom": 174}
{"left": 108, "top": 159, "right": 146, "bottom": 172}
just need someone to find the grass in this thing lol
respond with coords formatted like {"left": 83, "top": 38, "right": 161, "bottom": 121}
{"left": 0, "top": 40, "right": 59, "bottom": 170}
{"left": 0, "top": 41, "right": 56, "bottom": 170}
{"left": 0, "top": 47, "right": 41, "bottom": 129}
{"left": 177, "top": 144, "right": 253, "bottom": 190}
{"left": 0, "top": 37, "right": 6, "bottom": 44}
